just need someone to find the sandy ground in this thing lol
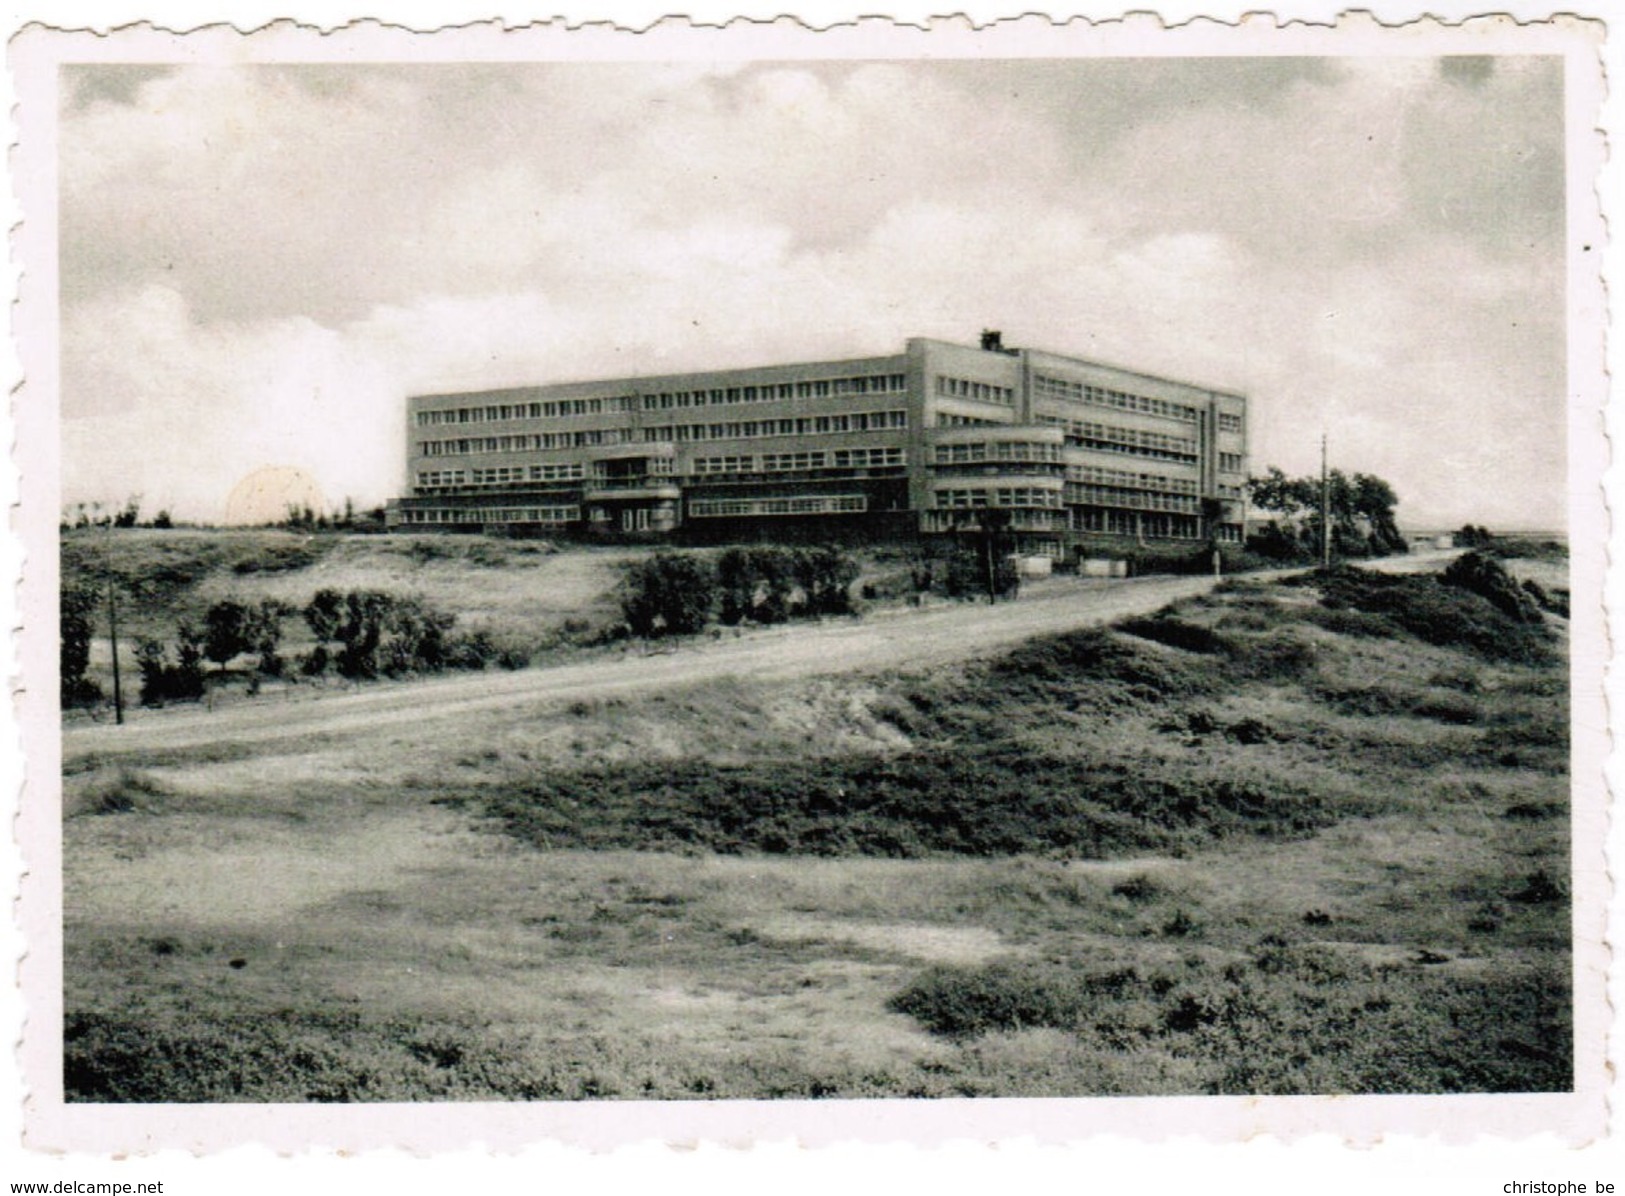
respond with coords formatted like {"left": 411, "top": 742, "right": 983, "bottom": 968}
{"left": 61, "top": 552, "right": 1456, "bottom": 765}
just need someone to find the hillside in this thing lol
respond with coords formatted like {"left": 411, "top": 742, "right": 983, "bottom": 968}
{"left": 61, "top": 558, "right": 1570, "bottom": 1100}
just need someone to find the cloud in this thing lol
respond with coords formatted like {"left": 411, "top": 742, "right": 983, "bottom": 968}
{"left": 58, "top": 57, "right": 1569, "bottom": 531}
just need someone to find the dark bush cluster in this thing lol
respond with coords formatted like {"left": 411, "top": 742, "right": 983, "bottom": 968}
{"left": 203, "top": 598, "right": 291, "bottom": 674}
{"left": 1314, "top": 564, "right": 1554, "bottom": 663}
{"left": 135, "top": 626, "right": 207, "bottom": 706}
{"left": 477, "top": 743, "right": 1335, "bottom": 860}
{"left": 621, "top": 546, "right": 861, "bottom": 638}
{"left": 887, "top": 946, "right": 1570, "bottom": 1094}
{"left": 300, "top": 588, "right": 522, "bottom": 679}
{"left": 1114, "top": 614, "right": 1234, "bottom": 656}
{"left": 715, "top": 545, "right": 860, "bottom": 626}
{"left": 1439, "top": 552, "right": 1544, "bottom": 625}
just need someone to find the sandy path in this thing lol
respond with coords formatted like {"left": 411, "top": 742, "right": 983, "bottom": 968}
{"left": 62, "top": 552, "right": 1454, "bottom": 764}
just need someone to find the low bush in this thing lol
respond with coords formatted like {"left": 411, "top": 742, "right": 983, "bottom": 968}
{"left": 1521, "top": 579, "right": 1569, "bottom": 618}
{"left": 1440, "top": 552, "right": 1544, "bottom": 624}
{"left": 620, "top": 553, "right": 717, "bottom": 638}
{"left": 135, "top": 630, "right": 206, "bottom": 706}
{"left": 1114, "top": 615, "right": 1234, "bottom": 656}
{"left": 476, "top": 745, "right": 1336, "bottom": 859}
{"left": 1315, "top": 566, "right": 1553, "bottom": 663}
{"left": 888, "top": 947, "right": 1570, "bottom": 1094}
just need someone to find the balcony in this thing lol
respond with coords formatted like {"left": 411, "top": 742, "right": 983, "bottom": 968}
{"left": 583, "top": 477, "right": 682, "bottom": 502}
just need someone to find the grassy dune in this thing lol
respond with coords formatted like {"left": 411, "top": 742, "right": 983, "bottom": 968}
{"left": 62, "top": 560, "right": 1571, "bottom": 1100}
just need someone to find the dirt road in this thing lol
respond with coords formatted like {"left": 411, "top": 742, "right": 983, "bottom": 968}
{"left": 62, "top": 552, "right": 1456, "bottom": 763}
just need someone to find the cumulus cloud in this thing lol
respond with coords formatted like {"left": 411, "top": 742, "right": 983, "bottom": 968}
{"left": 58, "top": 56, "right": 1567, "bottom": 529}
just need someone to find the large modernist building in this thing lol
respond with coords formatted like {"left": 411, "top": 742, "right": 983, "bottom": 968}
{"left": 388, "top": 334, "right": 1249, "bottom": 561}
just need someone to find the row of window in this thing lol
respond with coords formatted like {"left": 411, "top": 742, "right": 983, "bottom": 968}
{"left": 1219, "top": 452, "right": 1246, "bottom": 473}
{"left": 416, "top": 463, "right": 586, "bottom": 489}
{"left": 419, "top": 429, "right": 635, "bottom": 456}
{"left": 642, "top": 374, "right": 906, "bottom": 410}
{"left": 1065, "top": 484, "right": 1201, "bottom": 514}
{"left": 1033, "top": 374, "right": 1200, "bottom": 423}
{"left": 935, "top": 414, "right": 1007, "bottom": 429}
{"left": 1072, "top": 508, "right": 1202, "bottom": 540}
{"left": 403, "top": 505, "right": 580, "bottom": 525}
{"left": 935, "top": 376, "right": 1015, "bottom": 405}
{"left": 415, "top": 469, "right": 467, "bottom": 488}
{"left": 693, "top": 449, "right": 902, "bottom": 475}
{"left": 1218, "top": 483, "right": 1244, "bottom": 499}
{"left": 1217, "top": 413, "right": 1244, "bottom": 434}
{"left": 470, "top": 466, "right": 529, "bottom": 486}
{"left": 919, "top": 509, "right": 1063, "bottom": 533}
{"left": 1039, "top": 416, "right": 1200, "bottom": 463}
{"left": 934, "top": 487, "right": 1065, "bottom": 511}
{"left": 411, "top": 373, "right": 916, "bottom": 427}
{"left": 933, "top": 441, "right": 1063, "bottom": 465}
{"left": 638, "top": 410, "right": 909, "bottom": 443}
{"left": 414, "top": 396, "right": 637, "bottom": 426}
{"left": 1065, "top": 464, "right": 1198, "bottom": 495}
{"left": 689, "top": 494, "right": 869, "bottom": 519}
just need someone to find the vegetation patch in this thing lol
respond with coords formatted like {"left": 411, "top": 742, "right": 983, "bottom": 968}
{"left": 1313, "top": 565, "right": 1555, "bottom": 664}
{"left": 889, "top": 945, "right": 1570, "bottom": 1094}
{"left": 475, "top": 747, "right": 1339, "bottom": 860}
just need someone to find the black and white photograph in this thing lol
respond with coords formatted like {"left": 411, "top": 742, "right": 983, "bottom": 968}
{"left": 6, "top": 9, "right": 1612, "bottom": 1172}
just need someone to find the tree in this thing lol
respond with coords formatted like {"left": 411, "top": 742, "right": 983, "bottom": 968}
{"left": 1246, "top": 466, "right": 1407, "bottom": 564}
{"left": 335, "top": 590, "right": 393, "bottom": 678}
{"left": 136, "top": 623, "right": 207, "bottom": 706}
{"left": 112, "top": 496, "right": 142, "bottom": 529}
{"left": 1353, "top": 473, "right": 1407, "bottom": 555}
{"left": 203, "top": 600, "right": 256, "bottom": 668}
{"left": 248, "top": 600, "right": 291, "bottom": 676}
{"left": 304, "top": 589, "right": 345, "bottom": 642}
{"left": 59, "top": 586, "right": 101, "bottom": 707}
{"left": 937, "top": 510, "right": 1019, "bottom": 602}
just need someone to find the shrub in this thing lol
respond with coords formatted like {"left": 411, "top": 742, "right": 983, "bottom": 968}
{"left": 1115, "top": 615, "right": 1233, "bottom": 656}
{"left": 1521, "top": 579, "right": 1569, "bottom": 618}
{"left": 887, "top": 961, "right": 1116, "bottom": 1039}
{"left": 134, "top": 626, "right": 206, "bottom": 706}
{"left": 1112, "top": 874, "right": 1160, "bottom": 903}
{"left": 619, "top": 553, "right": 716, "bottom": 638}
{"left": 715, "top": 546, "right": 796, "bottom": 625}
{"left": 304, "top": 589, "right": 344, "bottom": 642}
{"left": 791, "top": 546, "right": 860, "bottom": 616}
{"left": 1440, "top": 552, "right": 1544, "bottom": 624}
{"left": 249, "top": 600, "right": 290, "bottom": 676}
{"left": 1315, "top": 565, "right": 1552, "bottom": 663}
{"left": 1510, "top": 867, "right": 1566, "bottom": 905}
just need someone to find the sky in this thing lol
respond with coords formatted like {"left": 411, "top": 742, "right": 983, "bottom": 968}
{"left": 57, "top": 54, "right": 1568, "bottom": 530}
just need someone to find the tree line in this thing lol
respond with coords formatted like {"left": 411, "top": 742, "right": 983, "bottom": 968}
{"left": 1245, "top": 467, "right": 1408, "bottom": 562}
{"left": 620, "top": 545, "right": 861, "bottom": 638}
{"left": 61, "top": 587, "right": 528, "bottom": 710}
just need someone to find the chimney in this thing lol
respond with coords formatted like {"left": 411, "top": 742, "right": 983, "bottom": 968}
{"left": 980, "top": 329, "right": 1004, "bottom": 353}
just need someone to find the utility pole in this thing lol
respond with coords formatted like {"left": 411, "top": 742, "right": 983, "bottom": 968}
{"left": 1320, "top": 433, "right": 1331, "bottom": 570}
{"left": 106, "top": 576, "right": 124, "bottom": 725}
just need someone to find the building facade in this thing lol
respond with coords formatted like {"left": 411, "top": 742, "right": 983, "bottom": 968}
{"left": 388, "top": 334, "right": 1249, "bottom": 561}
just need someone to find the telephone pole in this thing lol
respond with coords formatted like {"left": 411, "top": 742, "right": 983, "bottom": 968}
{"left": 1320, "top": 433, "right": 1331, "bottom": 570}
{"left": 106, "top": 577, "right": 124, "bottom": 725}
